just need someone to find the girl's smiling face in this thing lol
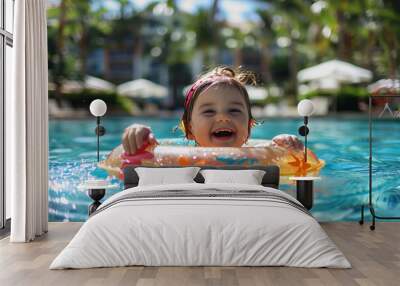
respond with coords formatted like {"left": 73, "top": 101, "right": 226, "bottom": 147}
{"left": 187, "top": 85, "right": 250, "bottom": 147}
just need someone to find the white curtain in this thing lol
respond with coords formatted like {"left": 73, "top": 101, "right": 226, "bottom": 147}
{"left": 7, "top": 0, "right": 49, "bottom": 242}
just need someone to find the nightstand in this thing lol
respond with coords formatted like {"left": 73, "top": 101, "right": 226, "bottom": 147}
{"left": 289, "top": 177, "right": 321, "bottom": 210}
{"left": 78, "top": 181, "right": 119, "bottom": 216}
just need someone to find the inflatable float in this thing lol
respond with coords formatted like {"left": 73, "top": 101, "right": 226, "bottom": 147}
{"left": 99, "top": 138, "right": 325, "bottom": 181}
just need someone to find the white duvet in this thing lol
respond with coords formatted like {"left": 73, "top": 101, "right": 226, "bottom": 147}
{"left": 50, "top": 183, "right": 350, "bottom": 269}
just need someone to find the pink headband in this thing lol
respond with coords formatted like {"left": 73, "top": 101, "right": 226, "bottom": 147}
{"left": 184, "top": 75, "right": 231, "bottom": 109}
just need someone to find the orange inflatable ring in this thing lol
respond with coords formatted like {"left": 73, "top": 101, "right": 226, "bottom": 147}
{"left": 99, "top": 138, "right": 325, "bottom": 181}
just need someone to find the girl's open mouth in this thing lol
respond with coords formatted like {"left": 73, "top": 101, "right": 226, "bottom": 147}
{"left": 211, "top": 129, "right": 235, "bottom": 141}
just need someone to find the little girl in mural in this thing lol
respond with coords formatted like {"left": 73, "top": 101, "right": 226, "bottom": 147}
{"left": 100, "top": 66, "right": 324, "bottom": 178}
{"left": 121, "top": 66, "right": 303, "bottom": 154}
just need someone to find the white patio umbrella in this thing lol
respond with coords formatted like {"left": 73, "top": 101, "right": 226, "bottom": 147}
{"left": 245, "top": 86, "right": 269, "bottom": 101}
{"left": 60, "top": 80, "right": 83, "bottom": 93}
{"left": 298, "top": 59, "right": 373, "bottom": 85}
{"left": 84, "top": 75, "right": 115, "bottom": 92}
{"left": 117, "top": 79, "right": 168, "bottom": 99}
{"left": 368, "top": 79, "right": 400, "bottom": 95}
{"left": 49, "top": 76, "right": 115, "bottom": 93}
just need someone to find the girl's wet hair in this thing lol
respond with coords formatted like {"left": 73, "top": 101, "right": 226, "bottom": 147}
{"left": 180, "top": 66, "right": 257, "bottom": 139}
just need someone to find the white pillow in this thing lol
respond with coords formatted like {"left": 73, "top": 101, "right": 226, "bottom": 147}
{"left": 135, "top": 167, "right": 200, "bottom": 186}
{"left": 200, "top": 169, "right": 266, "bottom": 185}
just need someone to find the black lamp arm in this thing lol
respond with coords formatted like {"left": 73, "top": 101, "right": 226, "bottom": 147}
{"left": 298, "top": 116, "right": 309, "bottom": 163}
{"left": 95, "top": 117, "right": 106, "bottom": 162}
{"left": 304, "top": 127, "right": 307, "bottom": 163}
{"left": 97, "top": 117, "right": 100, "bottom": 162}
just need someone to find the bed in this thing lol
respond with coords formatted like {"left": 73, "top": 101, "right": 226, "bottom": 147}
{"left": 50, "top": 165, "right": 350, "bottom": 269}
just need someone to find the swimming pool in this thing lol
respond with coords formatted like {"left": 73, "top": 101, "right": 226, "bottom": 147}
{"left": 49, "top": 116, "right": 400, "bottom": 222}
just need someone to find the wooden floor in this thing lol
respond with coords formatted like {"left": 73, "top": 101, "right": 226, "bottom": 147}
{"left": 0, "top": 222, "right": 399, "bottom": 286}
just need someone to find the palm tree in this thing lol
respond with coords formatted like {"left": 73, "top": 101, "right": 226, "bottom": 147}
{"left": 186, "top": 0, "right": 221, "bottom": 69}
{"left": 364, "top": 0, "right": 400, "bottom": 78}
{"left": 260, "top": 0, "right": 312, "bottom": 99}
{"left": 49, "top": 0, "right": 68, "bottom": 106}
{"left": 161, "top": 0, "right": 195, "bottom": 107}
{"left": 311, "top": 0, "right": 400, "bottom": 77}
{"left": 47, "top": 0, "right": 111, "bottom": 103}
{"left": 257, "top": 8, "right": 276, "bottom": 85}
{"left": 71, "top": 1, "right": 91, "bottom": 79}
{"left": 103, "top": 1, "right": 147, "bottom": 83}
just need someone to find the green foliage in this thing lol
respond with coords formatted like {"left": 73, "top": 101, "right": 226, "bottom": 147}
{"left": 252, "top": 95, "right": 282, "bottom": 107}
{"left": 298, "top": 90, "right": 320, "bottom": 100}
{"left": 339, "top": 86, "right": 369, "bottom": 98}
{"left": 299, "top": 85, "right": 369, "bottom": 111}
{"left": 300, "top": 86, "right": 369, "bottom": 100}
{"left": 47, "top": 0, "right": 400, "bottom": 110}
{"left": 116, "top": 96, "right": 135, "bottom": 113}
{"left": 47, "top": 0, "right": 112, "bottom": 84}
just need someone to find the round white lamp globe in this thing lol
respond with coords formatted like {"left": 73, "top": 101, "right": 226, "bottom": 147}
{"left": 297, "top": 99, "right": 314, "bottom": 116}
{"left": 89, "top": 99, "right": 107, "bottom": 117}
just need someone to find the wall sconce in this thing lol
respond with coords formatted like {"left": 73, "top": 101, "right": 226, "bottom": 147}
{"left": 297, "top": 99, "right": 314, "bottom": 162}
{"left": 89, "top": 99, "right": 107, "bottom": 162}
{"left": 292, "top": 99, "right": 318, "bottom": 210}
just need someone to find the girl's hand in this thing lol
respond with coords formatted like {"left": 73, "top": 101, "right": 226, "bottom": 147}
{"left": 122, "top": 124, "right": 157, "bottom": 155}
{"left": 272, "top": 134, "right": 304, "bottom": 152}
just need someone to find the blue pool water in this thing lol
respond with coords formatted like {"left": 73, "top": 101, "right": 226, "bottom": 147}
{"left": 49, "top": 116, "right": 400, "bottom": 222}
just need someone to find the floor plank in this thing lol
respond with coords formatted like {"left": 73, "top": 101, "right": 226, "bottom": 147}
{"left": 0, "top": 222, "right": 399, "bottom": 286}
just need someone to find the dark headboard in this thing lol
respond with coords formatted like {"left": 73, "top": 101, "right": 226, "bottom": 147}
{"left": 123, "top": 165, "right": 280, "bottom": 189}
